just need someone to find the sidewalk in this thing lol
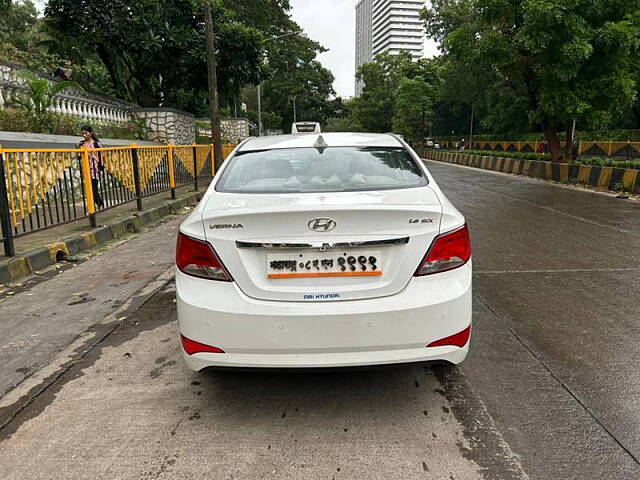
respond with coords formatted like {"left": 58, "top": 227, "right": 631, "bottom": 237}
{"left": 0, "top": 184, "right": 206, "bottom": 284}
{"left": 0, "top": 213, "right": 182, "bottom": 403}
{"left": 0, "top": 131, "right": 159, "bottom": 150}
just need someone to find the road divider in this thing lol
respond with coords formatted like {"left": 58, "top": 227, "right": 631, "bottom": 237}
{"left": 419, "top": 149, "right": 640, "bottom": 194}
{"left": 433, "top": 139, "right": 640, "bottom": 159}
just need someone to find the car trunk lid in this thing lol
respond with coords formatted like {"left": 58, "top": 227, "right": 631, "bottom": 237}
{"left": 202, "top": 187, "right": 442, "bottom": 301}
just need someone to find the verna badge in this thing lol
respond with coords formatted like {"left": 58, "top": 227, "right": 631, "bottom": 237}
{"left": 209, "top": 223, "right": 243, "bottom": 229}
{"left": 308, "top": 218, "right": 336, "bottom": 232}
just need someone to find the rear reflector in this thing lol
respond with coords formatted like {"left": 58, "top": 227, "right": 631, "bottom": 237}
{"left": 176, "top": 232, "right": 232, "bottom": 281}
{"left": 181, "top": 335, "right": 225, "bottom": 355}
{"left": 427, "top": 325, "right": 471, "bottom": 348}
{"left": 415, "top": 224, "right": 471, "bottom": 276}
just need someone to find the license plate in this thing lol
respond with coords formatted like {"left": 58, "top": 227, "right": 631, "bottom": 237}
{"left": 267, "top": 250, "right": 382, "bottom": 279}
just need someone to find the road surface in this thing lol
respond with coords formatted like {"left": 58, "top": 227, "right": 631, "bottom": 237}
{"left": 0, "top": 160, "right": 638, "bottom": 479}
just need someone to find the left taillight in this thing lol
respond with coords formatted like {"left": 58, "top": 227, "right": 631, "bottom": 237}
{"left": 176, "top": 232, "right": 232, "bottom": 281}
{"left": 181, "top": 335, "right": 225, "bottom": 355}
{"left": 415, "top": 224, "right": 471, "bottom": 276}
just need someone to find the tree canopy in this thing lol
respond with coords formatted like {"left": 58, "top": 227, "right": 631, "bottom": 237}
{"left": 43, "top": 0, "right": 266, "bottom": 113}
{"left": 341, "top": 0, "right": 640, "bottom": 158}
{"left": 38, "top": 0, "right": 337, "bottom": 125}
{"left": 0, "top": 0, "right": 41, "bottom": 51}
{"left": 423, "top": 0, "right": 640, "bottom": 159}
{"left": 257, "top": 30, "right": 337, "bottom": 132}
{"left": 337, "top": 52, "right": 438, "bottom": 142}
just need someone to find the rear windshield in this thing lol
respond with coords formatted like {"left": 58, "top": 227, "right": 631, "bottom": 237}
{"left": 216, "top": 147, "right": 428, "bottom": 193}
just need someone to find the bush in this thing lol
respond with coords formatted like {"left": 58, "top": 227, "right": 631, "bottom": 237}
{"left": 441, "top": 148, "right": 640, "bottom": 170}
{"left": 577, "top": 157, "right": 640, "bottom": 170}
{"left": 100, "top": 117, "right": 149, "bottom": 141}
{"left": 0, "top": 108, "right": 31, "bottom": 132}
{"left": 50, "top": 113, "right": 80, "bottom": 135}
{"left": 0, "top": 107, "right": 146, "bottom": 140}
{"left": 195, "top": 135, "right": 231, "bottom": 145}
{"left": 436, "top": 129, "right": 640, "bottom": 144}
{"left": 456, "top": 149, "right": 552, "bottom": 161}
{"left": 0, "top": 108, "right": 77, "bottom": 134}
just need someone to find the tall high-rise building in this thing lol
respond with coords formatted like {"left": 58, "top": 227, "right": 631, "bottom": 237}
{"left": 355, "top": 0, "right": 426, "bottom": 96}
{"left": 355, "top": 0, "right": 373, "bottom": 97}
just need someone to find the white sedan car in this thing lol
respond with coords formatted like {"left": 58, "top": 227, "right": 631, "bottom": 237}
{"left": 176, "top": 133, "right": 472, "bottom": 370}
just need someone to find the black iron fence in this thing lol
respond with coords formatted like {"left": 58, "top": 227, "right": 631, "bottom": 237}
{"left": 0, "top": 143, "right": 236, "bottom": 257}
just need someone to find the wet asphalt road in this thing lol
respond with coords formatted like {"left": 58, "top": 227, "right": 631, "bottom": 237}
{"left": 429, "top": 161, "right": 640, "bottom": 479}
{"left": 0, "top": 160, "right": 638, "bottom": 479}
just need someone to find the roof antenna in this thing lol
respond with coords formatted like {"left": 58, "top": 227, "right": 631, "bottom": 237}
{"left": 313, "top": 135, "right": 328, "bottom": 153}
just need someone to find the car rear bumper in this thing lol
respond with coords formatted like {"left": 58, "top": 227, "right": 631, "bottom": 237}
{"left": 176, "top": 263, "right": 472, "bottom": 370}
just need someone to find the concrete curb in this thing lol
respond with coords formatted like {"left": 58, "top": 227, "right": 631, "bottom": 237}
{"left": 420, "top": 150, "right": 640, "bottom": 194}
{"left": 0, "top": 192, "right": 203, "bottom": 285}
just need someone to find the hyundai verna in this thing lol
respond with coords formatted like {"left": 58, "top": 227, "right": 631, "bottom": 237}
{"left": 176, "top": 133, "right": 472, "bottom": 370}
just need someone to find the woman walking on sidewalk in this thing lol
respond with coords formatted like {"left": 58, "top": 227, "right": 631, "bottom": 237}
{"left": 78, "top": 125, "right": 105, "bottom": 209}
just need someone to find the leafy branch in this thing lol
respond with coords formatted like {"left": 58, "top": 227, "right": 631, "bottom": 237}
{"left": 12, "top": 70, "right": 83, "bottom": 117}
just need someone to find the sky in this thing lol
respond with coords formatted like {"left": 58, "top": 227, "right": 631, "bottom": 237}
{"left": 288, "top": 0, "right": 357, "bottom": 99}
{"left": 289, "top": 0, "right": 439, "bottom": 99}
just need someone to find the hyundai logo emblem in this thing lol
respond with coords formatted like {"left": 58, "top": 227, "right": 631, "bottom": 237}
{"left": 308, "top": 218, "right": 336, "bottom": 232}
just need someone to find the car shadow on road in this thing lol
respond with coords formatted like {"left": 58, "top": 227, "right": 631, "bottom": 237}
{"left": 182, "top": 363, "right": 455, "bottom": 430}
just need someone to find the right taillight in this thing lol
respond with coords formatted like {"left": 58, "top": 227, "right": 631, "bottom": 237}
{"left": 176, "top": 232, "right": 232, "bottom": 281}
{"left": 427, "top": 325, "right": 471, "bottom": 348}
{"left": 415, "top": 224, "right": 471, "bottom": 276}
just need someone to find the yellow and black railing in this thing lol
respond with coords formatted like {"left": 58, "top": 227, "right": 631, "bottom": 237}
{"left": 435, "top": 139, "right": 640, "bottom": 159}
{"left": 0, "top": 143, "right": 236, "bottom": 257}
{"left": 419, "top": 149, "right": 640, "bottom": 194}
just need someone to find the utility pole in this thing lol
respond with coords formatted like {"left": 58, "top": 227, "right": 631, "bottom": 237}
{"left": 293, "top": 96, "right": 297, "bottom": 124}
{"left": 257, "top": 83, "right": 262, "bottom": 136}
{"left": 469, "top": 105, "right": 474, "bottom": 148}
{"left": 204, "top": 2, "right": 224, "bottom": 171}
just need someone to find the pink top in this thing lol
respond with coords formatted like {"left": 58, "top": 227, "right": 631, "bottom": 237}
{"left": 80, "top": 139, "right": 102, "bottom": 179}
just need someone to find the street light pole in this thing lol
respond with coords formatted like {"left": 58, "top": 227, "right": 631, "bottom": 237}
{"left": 257, "top": 83, "right": 262, "bottom": 136}
{"left": 293, "top": 96, "right": 297, "bottom": 124}
{"left": 469, "top": 105, "right": 474, "bottom": 148}
{"left": 256, "top": 30, "right": 306, "bottom": 137}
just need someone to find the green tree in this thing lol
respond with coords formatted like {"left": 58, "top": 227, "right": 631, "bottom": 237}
{"left": 44, "top": 0, "right": 268, "bottom": 113}
{"left": 245, "top": 109, "right": 282, "bottom": 132}
{"left": 259, "top": 32, "right": 336, "bottom": 131}
{"left": 41, "top": 0, "right": 340, "bottom": 125}
{"left": 424, "top": 0, "right": 640, "bottom": 160}
{"left": 0, "top": 2, "right": 115, "bottom": 93}
{"left": 392, "top": 77, "right": 433, "bottom": 141}
{"left": 222, "top": 0, "right": 291, "bottom": 33}
{"left": 352, "top": 61, "right": 395, "bottom": 132}
{"left": 0, "top": 0, "right": 42, "bottom": 51}
{"left": 351, "top": 52, "right": 438, "bottom": 134}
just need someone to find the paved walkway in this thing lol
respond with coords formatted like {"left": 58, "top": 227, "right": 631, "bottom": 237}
{"left": 0, "top": 131, "right": 158, "bottom": 150}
